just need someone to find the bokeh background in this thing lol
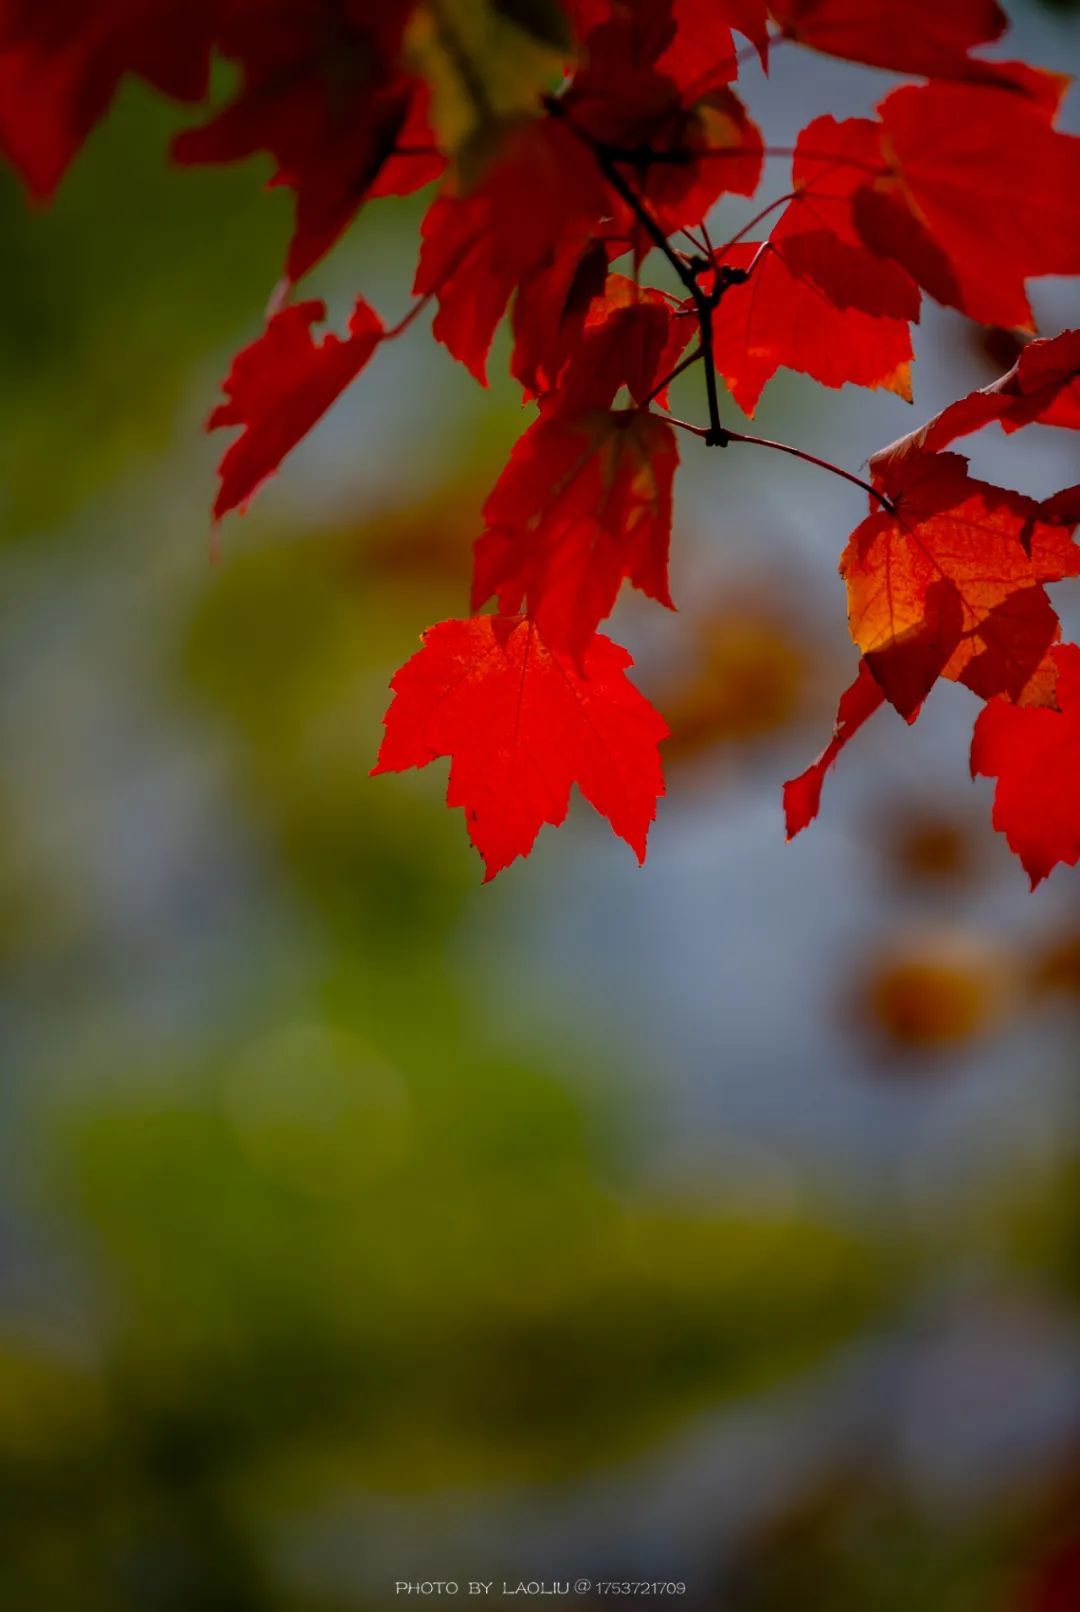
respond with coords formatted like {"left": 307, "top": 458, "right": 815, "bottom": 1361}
{"left": 2, "top": 4, "right": 1079, "bottom": 1608}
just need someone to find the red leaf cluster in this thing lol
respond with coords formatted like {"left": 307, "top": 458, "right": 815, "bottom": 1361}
{"left": 4, "top": 0, "right": 1078, "bottom": 881}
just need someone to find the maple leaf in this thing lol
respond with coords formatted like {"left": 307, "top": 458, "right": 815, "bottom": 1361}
{"left": 172, "top": 1, "right": 440, "bottom": 283}
{"left": 709, "top": 241, "right": 913, "bottom": 415}
{"left": 853, "top": 82, "right": 1080, "bottom": 330}
{"left": 565, "top": 0, "right": 770, "bottom": 71}
{"left": 0, "top": 0, "right": 215, "bottom": 198}
{"left": 564, "top": 3, "right": 764, "bottom": 235}
{"left": 510, "top": 238, "right": 614, "bottom": 398}
{"left": 570, "top": 90, "right": 763, "bottom": 239}
{"left": 783, "top": 658, "right": 887, "bottom": 837}
{"left": 716, "top": 0, "right": 770, "bottom": 63}
{"left": 842, "top": 453, "right": 1080, "bottom": 719}
{"left": 209, "top": 297, "right": 384, "bottom": 519}
{"left": 768, "top": 0, "right": 1064, "bottom": 99}
{"left": 551, "top": 274, "right": 681, "bottom": 407}
{"left": 571, "top": 0, "right": 736, "bottom": 102}
{"left": 372, "top": 615, "right": 668, "bottom": 878}
{"left": 767, "top": 115, "right": 921, "bottom": 323}
{"left": 472, "top": 406, "right": 679, "bottom": 656}
{"left": 641, "top": 86, "right": 763, "bottom": 235}
{"left": 8, "top": 0, "right": 1080, "bottom": 894}
{"left": 971, "top": 643, "right": 1080, "bottom": 886}
{"left": 658, "top": 0, "right": 770, "bottom": 84}
{"left": 871, "top": 328, "right": 1080, "bottom": 470}
{"left": 415, "top": 116, "right": 614, "bottom": 382}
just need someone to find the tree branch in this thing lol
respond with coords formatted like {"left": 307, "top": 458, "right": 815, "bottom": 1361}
{"left": 546, "top": 95, "right": 730, "bottom": 445}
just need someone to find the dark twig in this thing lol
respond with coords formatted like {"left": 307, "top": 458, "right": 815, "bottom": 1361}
{"left": 546, "top": 95, "right": 730, "bottom": 444}
{"left": 640, "top": 345, "right": 704, "bottom": 407}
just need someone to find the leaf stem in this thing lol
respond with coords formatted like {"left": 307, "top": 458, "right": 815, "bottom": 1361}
{"left": 640, "top": 345, "right": 704, "bottom": 406}
{"left": 724, "top": 429, "right": 897, "bottom": 513}
{"left": 385, "top": 292, "right": 435, "bottom": 340}
{"left": 712, "top": 193, "right": 796, "bottom": 257}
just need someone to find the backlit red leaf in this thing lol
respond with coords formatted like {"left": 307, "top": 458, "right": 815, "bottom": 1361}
{"left": 472, "top": 407, "right": 679, "bottom": 656}
{"left": 0, "top": 0, "right": 215, "bottom": 197}
{"left": 872, "top": 329, "right": 1080, "bottom": 471}
{"left": 209, "top": 296, "right": 384, "bottom": 519}
{"left": 710, "top": 240, "right": 913, "bottom": 415}
{"left": 770, "top": 0, "right": 1006, "bottom": 81}
{"left": 842, "top": 453, "right": 1080, "bottom": 718}
{"left": 415, "top": 118, "right": 613, "bottom": 383}
{"left": 855, "top": 82, "right": 1080, "bottom": 329}
{"left": 971, "top": 643, "right": 1080, "bottom": 886}
{"left": 770, "top": 116, "right": 920, "bottom": 322}
{"left": 769, "top": 0, "right": 1067, "bottom": 103}
{"left": 566, "top": 10, "right": 763, "bottom": 234}
{"left": 783, "top": 658, "right": 887, "bottom": 837}
{"left": 172, "top": 1, "right": 438, "bottom": 282}
{"left": 553, "top": 275, "right": 681, "bottom": 408}
{"left": 373, "top": 615, "right": 668, "bottom": 879}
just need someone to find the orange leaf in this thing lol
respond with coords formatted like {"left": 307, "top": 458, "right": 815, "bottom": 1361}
{"left": 841, "top": 454, "right": 1080, "bottom": 718}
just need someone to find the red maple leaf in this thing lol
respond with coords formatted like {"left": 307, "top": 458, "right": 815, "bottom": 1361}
{"left": 7, "top": 0, "right": 1080, "bottom": 885}
{"left": 0, "top": 0, "right": 215, "bottom": 197}
{"left": 971, "top": 642, "right": 1080, "bottom": 886}
{"left": 510, "top": 240, "right": 613, "bottom": 399}
{"left": 472, "top": 406, "right": 679, "bottom": 657}
{"left": 853, "top": 82, "right": 1080, "bottom": 329}
{"left": 769, "top": 0, "right": 1065, "bottom": 99}
{"left": 783, "top": 657, "right": 888, "bottom": 837}
{"left": 709, "top": 240, "right": 914, "bottom": 415}
{"left": 766, "top": 115, "right": 921, "bottom": 323}
{"left": 842, "top": 453, "right": 1080, "bottom": 719}
{"left": 566, "top": 0, "right": 769, "bottom": 69}
{"left": 172, "top": 0, "right": 438, "bottom": 283}
{"left": 373, "top": 615, "right": 668, "bottom": 879}
{"left": 208, "top": 296, "right": 384, "bottom": 519}
{"left": 550, "top": 275, "right": 682, "bottom": 408}
{"left": 569, "top": 0, "right": 736, "bottom": 111}
{"left": 871, "top": 328, "right": 1080, "bottom": 469}
{"left": 565, "top": 2, "right": 763, "bottom": 235}
{"left": 415, "top": 117, "right": 614, "bottom": 384}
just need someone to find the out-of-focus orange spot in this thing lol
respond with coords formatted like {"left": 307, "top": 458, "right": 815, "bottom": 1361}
{"left": 358, "top": 486, "right": 481, "bottom": 589}
{"left": 856, "top": 936, "right": 1013, "bottom": 1055}
{"left": 882, "top": 811, "right": 981, "bottom": 886}
{"left": 662, "top": 607, "right": 810, "bottom": 762}
{"left": 1028, "top": 928, "right": 1080, "bottom": 1002}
